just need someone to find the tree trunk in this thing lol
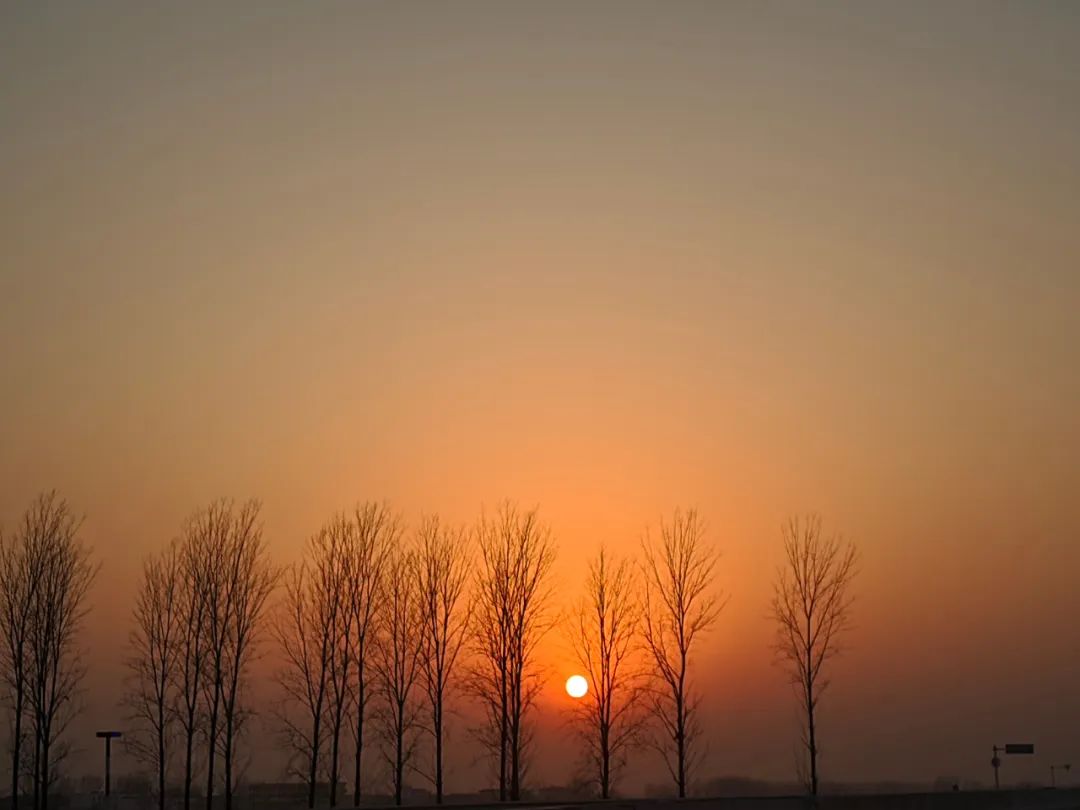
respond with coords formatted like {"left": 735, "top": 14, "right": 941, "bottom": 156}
{"left": 498, "top": 694, "right": 507, "bottom": 802}
{"left": 184, "top": 721, "right": 195, "bottom": 810}
{"left": 39, "top": 737, "right": 49, "bottom": 810}
{"left": 330, "top": 720, "right": 341, "bottom": 807}
{"left": 206, "top": 700, "right": 218, "bottom": 810}
{"left": 223, "top": 712, "right": 234, "bottom": 810}
{"left": 308, "top": 713, "right": 321, "bottom": 810}
{"left": 394, "top": 710, "right": 404, "bottom": 806}
{"left": 158, "top": 703, "right": 167, "bottom": 810}
{"left": 353, "top": 672, "right": 364, "bottom": 807}
{"left": 676, "top": 693, "right": 686, "bottom": 799}
{"left": 509, "top": 708, "right": 520, "bottom": 802}
{"left": 434, "top": 703, "right": 443, "bottom": 804}
{"left": 806, "top": 612, "right": 817, "bottom": 798}
{"left": 32, "top": 727, "right": 41, "bottom": 810}
{"left": 11, "top": 684, "right": 22, "bottom": 810}
{"left": 600, "top": 723, "right": 610, "bottom": 799}
{"left": 807, "top": 681, "right": 818, "bottom": 797}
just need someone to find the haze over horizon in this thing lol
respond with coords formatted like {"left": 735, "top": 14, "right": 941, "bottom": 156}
{"left": 2, "top": 0, "right": 1079, "bottom": 796}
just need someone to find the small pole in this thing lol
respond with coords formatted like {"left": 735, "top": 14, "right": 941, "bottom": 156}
{"left": 992, "top": 746, "right": 1001, "bottom": 790}
{"left": 1051, "top": 765, "right": 1056, "bottom": 788}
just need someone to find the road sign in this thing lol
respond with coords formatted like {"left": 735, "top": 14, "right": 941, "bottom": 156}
{"left": 96, "top": 731, "right": 122, "bottom": 739}
{"left": 1005, "top": 744, "right": 1035, "bottom": 755}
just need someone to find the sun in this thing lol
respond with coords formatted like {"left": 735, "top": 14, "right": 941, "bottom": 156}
{"left": 565, "top": 674, "right": 588, "bottom": 699}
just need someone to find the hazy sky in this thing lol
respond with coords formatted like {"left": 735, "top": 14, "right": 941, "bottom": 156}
{"left": 2, "top": 0, "right": 1079, "bottom": 793}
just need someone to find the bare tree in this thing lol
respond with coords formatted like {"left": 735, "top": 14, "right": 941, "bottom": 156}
{"left": 323, "top": 515, "right": 358, "bottom": 808}
{"left": 569, "top": 547, "right": 641, "bottom": 798}
{"left": 469, "top": 503, "right": 556, "bottom": 801}
{"left": 0, "top": 505, "right": 49, "bottom": 810}
{"left": 219, "top": 502, "right": 276, "bottom": 810}
{"left": 188, "top": 499, "right": 275, "bottom": 810}
{"left": 18, "top": 492, "right": 98, "bottom": 810}
{"left": 771, "top": 515, "right": 858, "bottom": 797}
{"left": 415, "top": 516, "right": 471, "bottom": 804}
{"left": 344, "top": 503, "right": 395, "bottom": 806}
{"left": 175, "top": 513, "right": 212, "bottom": 810}
{"left": 195, "top": 501, "right": 232, "bottom": 810}
{"left": 272, "top": 521, "right": 351, "bottom": 809}
{"left": 640, "top": 508, "right": 722, "bottom": 798}
{"left": 126, "top": 541, "right": 182, "bottom": 810}
{"left": 373, "top": 545, "right": 421, "bottom": 806}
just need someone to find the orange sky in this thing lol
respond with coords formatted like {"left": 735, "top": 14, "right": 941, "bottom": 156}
{"left": 2, "top": 0, "right": 1079, "bottom": 793}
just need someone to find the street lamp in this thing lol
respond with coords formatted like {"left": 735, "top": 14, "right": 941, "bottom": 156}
{"left": 95, "top": 731, "right": 123, "bottom": 797}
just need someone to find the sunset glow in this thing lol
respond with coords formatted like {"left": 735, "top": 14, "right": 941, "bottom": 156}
{"left": 2, "top": 2, "right": 1078, "bottom": 804}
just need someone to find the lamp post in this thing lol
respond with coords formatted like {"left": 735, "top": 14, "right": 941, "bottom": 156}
{"left": 95, "top": 731, "right": 123, "bottom": 797}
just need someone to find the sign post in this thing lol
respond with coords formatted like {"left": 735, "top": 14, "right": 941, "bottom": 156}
{"left": 1050, "top": 763, "right": 1071, "bottom": 788}
{"left": 95, "top": 731, "right": 123, "bottom": 797}
{"left": 991, "top": 743, "right": 1034, "bottom": 789}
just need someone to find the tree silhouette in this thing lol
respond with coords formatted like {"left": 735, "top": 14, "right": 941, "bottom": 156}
{"left": 183, "top": 499, "right": 276, "bottom": 810}
{"left": 273, "top": 524, "right": 347, "bottom": 808}
{"left": 322, "top": 515, "right": 357, "bottom": 808}
{"left": 640, "top": 508, "right": 722, "bottom": 798}
{"left": 0, "top": 503, "right": 47, "bottom": 810}
{"left": 772, "top": 514, "right": 858, "bottom": 797}
{"left": 344, "top": 503, "right": 395, "bottom": 806}
{"left": 569, "top": 547, "right": 641, "bottom": 798}
{"left": 0, "top": 493, "right": 97, "bottom": 810}
{"left": 125, "top": 541, "right": 182, "bottom": 810}
{"left": 469, "top": 503, "right": 556, "bottom": 801}
{"left": 219, "top": 502, "right": 276, "bottom": 810}
{"left": 194, "top": 502, "right": 232, "bottom": 810}
{"left": 176, "top": 513, "right": 212, "bottom": 810}
{"left": 373, "top": 545, "right": 422, "bottom": 806}
{"left": 415, "top": 516, "right": 471, "bottom": 804}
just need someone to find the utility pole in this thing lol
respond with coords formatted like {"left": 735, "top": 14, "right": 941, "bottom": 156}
{"left": 95, "top": 731, "right": 123, "bottom": 797}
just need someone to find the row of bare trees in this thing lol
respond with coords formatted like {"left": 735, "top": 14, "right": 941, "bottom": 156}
{"left": 566, "top": 509, "right": 723, "bottom": 800}
{"left": 271, "top": 503, "right": 407, "bottom": 809}
{"left": 125, "top": 499, "right": 276, "bottom": 810}
{"left": 273, "top": 503, "right": 548, "bottom": 808}
{"left": 0, "top": 492, "right": 855, "bottom": 807}
{"left": 0, "top": 492, "right": 97, "bottom": 810}
{"left": 276, "top": 503, "right": 722, "bottom": 805}
{"left": 124, "top": 500, "right": 856, "bottom": 804}
{"left": 567, "top": 510, "right": 858, "bottom": 800}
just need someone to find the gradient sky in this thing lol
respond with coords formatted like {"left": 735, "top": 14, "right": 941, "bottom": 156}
{"left": 2, "top": 0, "right": 1079, "bottom": 793}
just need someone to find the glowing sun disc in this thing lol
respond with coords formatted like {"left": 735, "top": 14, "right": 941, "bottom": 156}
{"left": 565, "top": 674, "right": 588, "bottom": 699}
